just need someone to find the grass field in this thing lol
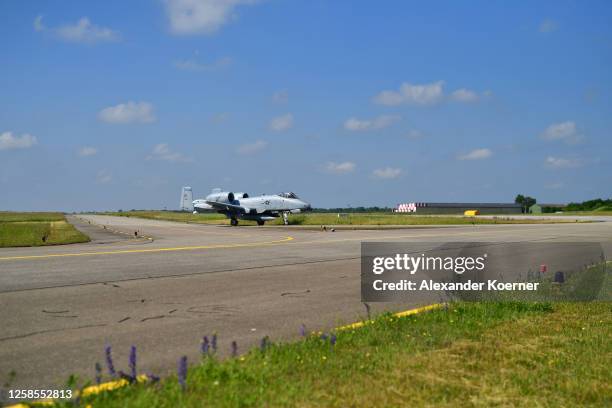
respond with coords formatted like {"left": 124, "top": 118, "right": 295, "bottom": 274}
{"left": 103, "top": 211, "right": 581, "bottom": 227}
{"left": 57, "top": 301, "right": 610, "bottom": 407}
{"left": 0, "top": 212, "right": 89, "bottom": 247}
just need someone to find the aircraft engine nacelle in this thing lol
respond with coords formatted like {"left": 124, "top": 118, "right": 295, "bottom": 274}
{"left": 206, "top": 191, "right": 249, "bottom": 203}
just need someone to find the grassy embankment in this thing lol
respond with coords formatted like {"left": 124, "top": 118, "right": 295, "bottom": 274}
{"left": 53, "top": 300, "right": 610, "bottom": 407}
{"left": 55, "top": 263, "right": 611, "bottom": 407}
{"left": 103, "top": 211, "right": 582, "bottom": 226}
{"left": 0, "top": 212, "right": 89, "bottom": 247}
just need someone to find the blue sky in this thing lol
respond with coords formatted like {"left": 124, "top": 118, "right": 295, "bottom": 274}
{"left": 1, "top": 0, "right": 611, "bottom": 211}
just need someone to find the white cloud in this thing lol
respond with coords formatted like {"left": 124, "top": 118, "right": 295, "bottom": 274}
{"left": 0, "top": 131, "right": 37, "bottom": 151}
{"left": 98, "top": 102, "right": 156, "bottom": 124}
{"left": 325, "top": 161, "right": 355, "bottom": 174}
{"left": 96, "top": 169, "right": 112, "bottom": 184}
{"left": 406, "top": 129, "right": 425, "bottom": 140}
{"left": 269, "top": 113, "right": 294, "bottom": 131}
{"left": 237, "top": 140, "right": 268, "bottom": 155}
{"left": 272, "top": 89, "right": 289, "bottom": 103}
{"left": 52, "top": 17, "right": 120, "bottom": 44}
{"left": 147, "top": 143, "right": 192, "bottom": 162}
{"left": 540, "top": 121, "right": 582, "bottom": 144}
{"left": 373, "top": 81, "right": 444, "bottom": 106}
{"left": 544, "top": 156, "right": 583, "bottom": 169}
{"left": 458, "top": 148, "right": 492, "bottom": 160}
{"left": 164, "top": 0, "right": 258, "bottom": 35}
{"left": 545, "top": 181, "right": 565, "bottom": 190}
{"left": 450, "top": 88, "right": 479, "bottom": 103}
{"left": 372, "top": 167, "right": 402, "bottom": 179}
{"left": 33, "top": 15, "right": 45, "bottom": 31}
{"left": 344, "top": 115, "right": 400, "bottom": 131}
{"left": 210, "top": 112, "right": 229, "bottom": 123}
{"left": 78, "top": 146, "right": 97, "bottom": 157}
{"left": 174, "top": 56, "right": 232, "bottom": 71}
{"left": 539, "top": 19, "right": 558, "bottom": 33}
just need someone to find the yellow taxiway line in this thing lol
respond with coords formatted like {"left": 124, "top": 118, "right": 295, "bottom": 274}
{"left": 0, "top": 236, "right": 294, "bottom": 262}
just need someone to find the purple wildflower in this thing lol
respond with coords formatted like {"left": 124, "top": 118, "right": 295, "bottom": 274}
{"left": 211, "top": 333, "right": 217, "bottom": 353}
{"left": 201, "top": 336, "right": 210, "bottom": 355}
{"left": 105, "top": 345, "right": 116, "bottom": 377}
{"left": 95, "top": 362, "right": 102, "bottom": 385}
{"left": 231, "top": 341, "right": 238, "bottom": 357}
{"left": 299, "top": 324, "right": 306, "bottom": 337}
{"left": 129, "top": 345, "right": 137, "bottom": 380}
{"left": 320, "top": 333, "right": 328, "bottom": 341}
{"left": 178, "top": 356, "right": 188, "bottom": 391}
{"left": 330, "top": 334, "right": 337, "bottom": 346}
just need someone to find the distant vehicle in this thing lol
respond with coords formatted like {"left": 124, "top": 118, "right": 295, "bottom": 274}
{"left": 193, "top": 189, "right": 311, "bottom": 226}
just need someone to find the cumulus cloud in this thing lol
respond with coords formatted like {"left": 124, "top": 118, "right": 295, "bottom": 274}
{"left": 540, "top": 121, "right": 582, "bottom": 144}
{"left": 373, "top": 81, "right": 445, "bottom": 106}
{"left": 34, "top": 16, "right": 120, "bottom": 44}
{"left": 96, "top": 169, "right": 112, "bottom": 184}
{"left": 147, "top": 143, "right": 192, "bottom": 162}
{"left": 539, "top": 19, "right": 558, "bottom": 33}
{"left": 269, "top": 113, "right": 294, "bottom": 131}
{"left": 98, "top": 102, "right": 156, "bottom": 124}
{"left": 0, "top": 131, "right": 37, "bottom": 151}
{"left": 544, "top": 156, "right": 584, "bottom": 169}
{"left": 374, "top": 81, "right": 488, "bottom": 105}
{"left": 344, "top": 115, "right": 400, "bottom": 131}
{"left": 174, "top": 56, "right": 232, "bottom": 71}
{"left": 164, "top": 0, "right": 258, "bottom": 35}
{"left": 458, "top": 148, "right": 492, "bottom": 160}
{"left": 372, "top": 167, "right": 402, "bottom": 179}
{"left": 450, "top": 88, "right": 479, "bottom": 102}
{"left": 237, "top": 140, "right": 268, "bottom": 155}
{"left": 78, "top": 146, "right": 97, "bottom": 157}
{"left": 272, "top": 89, "right": 289, "bottom": 103}
{"left": 325, "top": 161, "right": 356, "bottom": 174}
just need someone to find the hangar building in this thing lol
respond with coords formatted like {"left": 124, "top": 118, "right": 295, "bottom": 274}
{"left": 395, "top": 202, "right": 522, "bottom": 215}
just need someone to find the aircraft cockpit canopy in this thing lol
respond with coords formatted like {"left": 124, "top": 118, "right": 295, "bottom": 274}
{"left": 278, "top": 192, "right": 299, "bottom": 199}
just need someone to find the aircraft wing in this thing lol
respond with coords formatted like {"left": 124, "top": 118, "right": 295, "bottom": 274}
{"left": 205, "top": 200, "right": 247, "bottom": 213}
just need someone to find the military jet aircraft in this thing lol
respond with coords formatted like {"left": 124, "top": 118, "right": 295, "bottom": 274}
{"left": 193, "top": 189, "right": 311, "bottom": 226}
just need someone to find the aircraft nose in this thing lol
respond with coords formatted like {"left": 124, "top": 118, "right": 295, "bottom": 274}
{"left": 303, "top": 202, "right": 312, "bottom": 211}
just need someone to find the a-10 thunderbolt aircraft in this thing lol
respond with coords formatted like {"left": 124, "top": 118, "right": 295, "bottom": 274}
{"left": 192, "top": 189, "right": 312, "bottom": 226}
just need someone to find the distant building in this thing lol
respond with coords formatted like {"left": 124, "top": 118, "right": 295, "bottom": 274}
{"left": 529, "top": 204, "right": 542, "bottom": 214}
{"left": 395, "top": 202, "right": 522, "bottom": 215}
{"left": 180, "top": 186, "right": 193, "bottom": 212}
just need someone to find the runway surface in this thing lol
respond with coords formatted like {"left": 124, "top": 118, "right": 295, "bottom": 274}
{"left": 1, "top": 214, "right": 611, "bottom": 396}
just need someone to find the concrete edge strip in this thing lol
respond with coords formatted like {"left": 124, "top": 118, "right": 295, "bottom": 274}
{"left": 74, "top": 216, "right": 155, "bottom": 242}
{"left": 5, "top": 303, "right": 443, "bottom": 408}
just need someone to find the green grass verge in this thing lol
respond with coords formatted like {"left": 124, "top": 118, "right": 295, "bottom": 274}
{"left": 57, "top": 301, "right": 610, "bottom": 407}
{"left": 101, "top": 211, "right": 580, "bottom": 227}
{"left": 553, "top": 210, "right": 612, "bottom": 216}
{"left": 0, "top": 212, "right": 89, "bottom": 247}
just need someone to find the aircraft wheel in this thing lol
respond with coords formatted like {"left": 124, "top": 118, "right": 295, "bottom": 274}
{"left": 257, "top": 220, "right": 265, "bottom": 226}
{"left": 230, "top": 218, "right": 238, "bottom": 226}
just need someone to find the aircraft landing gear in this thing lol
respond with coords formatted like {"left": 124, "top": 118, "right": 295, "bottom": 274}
{"left": 257, "top": 220, "right": 265, "bottom": 226}
{"left": 230, "top": 218, "right": 239, "bottom": 226}
{"left": 282, "top": 212, "right": 289, "bottom": 225}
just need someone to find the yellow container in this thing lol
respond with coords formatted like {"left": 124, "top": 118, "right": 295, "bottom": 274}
{"left": 464, "top": 210, "right": 480, "bottom": 216}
